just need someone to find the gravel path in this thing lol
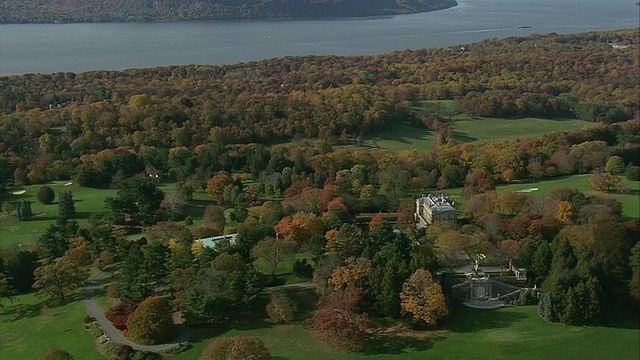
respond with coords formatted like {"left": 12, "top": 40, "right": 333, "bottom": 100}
{"left": 265, "top": 282, "right": 314, "bottom": 291}
{"left": 83, "top": 270, "right": 189, "bottom": 352}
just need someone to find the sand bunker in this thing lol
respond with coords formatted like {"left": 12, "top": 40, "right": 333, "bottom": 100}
{"left": 12, "top": 190, "right": 26, "bottom": 195}
{"left": 64, "top": 181, "right": 73, "bottom": 186}
{"left": 516, "top": 187, "right": 539, "bottom": 193}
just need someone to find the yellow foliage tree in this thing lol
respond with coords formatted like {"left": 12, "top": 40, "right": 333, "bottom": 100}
{"left": 400, "top": 269, "right": 448, "bottom": 328}
{"left": 557, "top": 200, "right": 574, "bottom": 222}
{"left": 329, "top": 257, "right": 372, "bottom": 291}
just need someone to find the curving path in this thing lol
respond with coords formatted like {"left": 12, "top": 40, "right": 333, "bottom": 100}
{"left": 83, "top": 270, "right": 189, "bottom": 352}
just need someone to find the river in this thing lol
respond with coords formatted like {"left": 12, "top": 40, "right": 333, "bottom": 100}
{"left": 0, "top": 0, "right": 637, "bottom": 76}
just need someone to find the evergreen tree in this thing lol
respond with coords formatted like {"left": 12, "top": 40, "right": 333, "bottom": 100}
{"left": 57, "top": 191, "right": 76, "bottom": 221}
{"left": 370, "top": 247, "right": 411, "bottom": 317}
{"left": 16, "top": 200, "right": 32, "bottom": 221}
{"left": 105, "top": 177, "right": 164, "bottom": 226}
{"left": 119, "top": 245, "right": 151, "bottom": 304}
{"left": 38, "top": 220, "right": 79, "bottom": 259}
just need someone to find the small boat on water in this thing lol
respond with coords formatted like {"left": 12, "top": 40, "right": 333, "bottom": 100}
{"left": 517, "top": 25, "right": 532, "bottom": 29}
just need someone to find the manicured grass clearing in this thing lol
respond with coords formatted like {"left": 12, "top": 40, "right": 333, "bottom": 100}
{"left": 359, "top": 121, "right": 435, "bottom": 150}
{"left": 450, "top": 116, "right": 591, "bottom": 143}
{"left": 351, "top": 116, "right": 590, "bottom": 151}
{"left": 0, "top": 292, "right": 103, "bottom": 360}
{"left": 0, "top": 181, "right": 117, "bottom": 249}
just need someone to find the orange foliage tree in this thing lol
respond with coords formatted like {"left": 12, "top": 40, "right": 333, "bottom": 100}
{"left": 400, "top": 269, "right": 448, "bottom": 329}
{"left": 274, "top": 212, "right": 325, "bottom": 246}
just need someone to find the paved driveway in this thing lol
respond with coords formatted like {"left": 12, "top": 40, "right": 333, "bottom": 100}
{"left": 83, "top": 270, "right": 189, "bottom": 352}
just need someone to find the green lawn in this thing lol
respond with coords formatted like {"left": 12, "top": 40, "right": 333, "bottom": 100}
{"left": 449, "top": 116, "right": 591, "bottom": 144}
{"left": 358, "top": 121, "right": 436, "bottom": 151}
{"left": 348, "top": 116, "right": 590, "bottom": 152}
{"left": 0, "top": 181, "right": 118, "bottom": 249}
{"left": 253, "top": 252, "right": 313, "bottom": 285}
{"left": 0, "top": 292, "right": 104, "bottom": 360}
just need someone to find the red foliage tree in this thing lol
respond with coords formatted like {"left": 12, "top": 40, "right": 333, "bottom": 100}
{"left": 105, "top": 303, "right": 137, "bottom": 330}
{"left": 305, "top": 287, "right": 379, "bottom": 351}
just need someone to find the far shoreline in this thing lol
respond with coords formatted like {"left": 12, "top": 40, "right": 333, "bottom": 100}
{"left": 0, "top": 0, "right": 458, "bottom": 25}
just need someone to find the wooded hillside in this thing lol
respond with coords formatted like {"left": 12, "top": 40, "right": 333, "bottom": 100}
{"left": 0, "top": 0, "right": 457, "bottom": 23}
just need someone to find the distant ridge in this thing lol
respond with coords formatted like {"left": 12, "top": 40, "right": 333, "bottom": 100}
{"left": 0, "top": 0, "right": 458, "bottom": 24}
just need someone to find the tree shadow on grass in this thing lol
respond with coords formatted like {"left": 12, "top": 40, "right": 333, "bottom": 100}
{"left": 360, "top": 334, "right": 435, "bottom": 355}
{"left": 185, "top": 316, "right": 276, "bottom": 348}
{"left": 445, "top": 305, "right": 528, "bottom": 333}
{"left": 1, "top": 298, "right": 48, "bottom": 321}
{"left": 451, "top": 131, "right": 477, "bottom": 143}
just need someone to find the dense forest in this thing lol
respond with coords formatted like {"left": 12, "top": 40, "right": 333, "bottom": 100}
{"left": 0, "top": 29, "right": 638, "bottom": 193}
{"left": 0, "top": 0, "right": 457, "bottom": 23}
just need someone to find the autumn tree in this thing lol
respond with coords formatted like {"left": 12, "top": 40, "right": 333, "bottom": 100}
{"left": 170, "top": 266, "right": 196, "bottom": 311}
{"left": 127, "top": 296, "right": 176, "bottom": 345}
{"left": 329, "top": 257, "right": 372, "bottom": 291}
{"left": 589, "top": 172, "right": 611, "bottom": 192}
{"left": 200, "top": 336, "right": 271, "bottom": 360}
{"left": 32, "top": 257, "right": 89, "bottom": 303}
{"left": 274, "top": 212, "right": 325, "bottom": 246}
{"left": 37, "top": 185, "right": 55, "bottom": 204}
{"left": 400, "top": 269, "right": 448, "bottom": 329}
{"left": 305, "top": 287, "right": 379, "bottom": 351}
{"left": 604, "top": 155, "right": 625, "bottom": 175}
{"left": 557, "top": 200, "right": 575, "bottom": 222}
{"left": 250, "top": 238, "right": 297, "bottom": 276}
{"left": 161, "top": 191, "right": 186, "bottom": 221}
{"left": 207, "top": 171, "right": 232, "bottom": 198}
{"left": 202, "top": 205, "right": 226, "bottom": 228}
{"left": 266, "top": 291, "right": 297, "bottom": 323}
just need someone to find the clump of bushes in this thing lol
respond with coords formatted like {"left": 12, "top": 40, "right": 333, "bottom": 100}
{"left": 105, "top": 302, "right": 137, "bottom": 331}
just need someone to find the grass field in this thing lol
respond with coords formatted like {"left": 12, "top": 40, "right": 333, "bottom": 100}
{"left": 0, "top": 181, "right": 118, "bottom": 249}
{"left": 449, "top": 116, "right": 591, "bottom": 143}
{"left": 0, "top": 292, "right": 103, "bottom": 360}
{"left": 353, "top": 116, "right": 590, "bottom": 151}
{"left": 359, "top": 121, "right": 436, "bottom": 150}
